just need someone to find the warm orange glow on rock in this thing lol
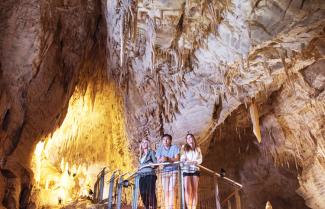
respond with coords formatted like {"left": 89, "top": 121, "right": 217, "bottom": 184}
{"left": 31, "top": 83, "right": 133, "bottom": 206}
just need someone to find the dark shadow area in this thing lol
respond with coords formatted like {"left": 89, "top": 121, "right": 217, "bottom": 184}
{"left": 202, "top": 113, "right": 309, "bottom": 209}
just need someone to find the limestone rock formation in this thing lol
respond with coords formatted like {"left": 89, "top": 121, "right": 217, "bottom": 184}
{"left": 0, "top": 0, "right": 324, "bottom": 208}
{"left": 265, "top": 201, "right": 273, "bottom": 209}
{"left": 0, "top": 0, "right": 107, "bottom": 207}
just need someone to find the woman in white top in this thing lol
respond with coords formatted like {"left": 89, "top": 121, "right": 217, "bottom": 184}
{"left": 180, "top": 134, "right": 202, "bottom": 209}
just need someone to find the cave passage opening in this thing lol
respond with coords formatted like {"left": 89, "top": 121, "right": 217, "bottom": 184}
{"left": 29, "top": 83, "right": 134, "bottom": 207}
{"left": 202, "top": 105, "right": 310, "bottom": 209}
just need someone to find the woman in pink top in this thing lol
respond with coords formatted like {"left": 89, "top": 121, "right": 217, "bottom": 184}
{"left": 180, "top": 134, "right": 203, "bottom": 209}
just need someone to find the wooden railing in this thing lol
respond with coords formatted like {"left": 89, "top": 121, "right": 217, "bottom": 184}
{"left": 220, "top": 189, "right": 242, "bottom": 209}
{"left": 92, "top": 162, "right": 243, "bottom": 209}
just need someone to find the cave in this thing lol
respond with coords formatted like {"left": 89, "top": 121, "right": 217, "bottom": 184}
{"left": 0, "top": 0, "right": 324, "bottom": 209}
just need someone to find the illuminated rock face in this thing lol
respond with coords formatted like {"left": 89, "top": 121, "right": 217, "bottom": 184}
{"left": 0, "top": 0, "right": 107, "bottom": 208}
{"left": 30, "top": 84, "right": 133, "bottom": 206}
{"left": 0, "top": 0, "right": 324, "bottom": 208}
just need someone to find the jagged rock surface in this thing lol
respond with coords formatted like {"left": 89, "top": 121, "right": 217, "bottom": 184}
{"left": 0, "top": 0, "right": 324, "bottom": 208}
{"left": 0, "top": 0, "right": 107, "bottom": 208}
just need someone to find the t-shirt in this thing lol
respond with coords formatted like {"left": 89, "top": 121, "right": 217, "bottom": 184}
{"left": 156, "top": 144, "right": 180, "bottom": 171}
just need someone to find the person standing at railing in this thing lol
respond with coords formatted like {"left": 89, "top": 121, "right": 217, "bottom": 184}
{"left": 138, "top": 139, "right": 158, "bottom": 209}
{"left": 180, "top": 134, "right": 203, "bottom": 209}
{"left": 156, "top": 134, "right": 180, "bottom": 209}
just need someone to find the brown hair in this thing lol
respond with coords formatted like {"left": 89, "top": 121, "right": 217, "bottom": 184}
{"left": 183, "top": 134, "right": 198, "bottom": 152}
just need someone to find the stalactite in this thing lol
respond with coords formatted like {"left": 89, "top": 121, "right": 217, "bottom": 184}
{"left": 249, "top": 100, "right": 262, "bottom": 143}
{"left": 120, "top": 14, "right": 124, "bottom": 67}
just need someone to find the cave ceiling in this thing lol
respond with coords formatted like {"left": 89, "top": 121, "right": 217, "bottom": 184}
{"left": 0, "top": 0, "right": 325, "bottom": 208}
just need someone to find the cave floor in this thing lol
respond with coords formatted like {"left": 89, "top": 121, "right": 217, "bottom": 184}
{"left": 59, "top": 200, "right": 133, "bottom": 209}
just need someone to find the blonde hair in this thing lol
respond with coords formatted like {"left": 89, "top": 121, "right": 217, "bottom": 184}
{"left": 140, "top": 139, "right": 150, "bottom": 156}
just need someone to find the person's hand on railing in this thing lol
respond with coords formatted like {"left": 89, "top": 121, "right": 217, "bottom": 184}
{"left": 161, "top": 156, "right": 168, "bottom": 162}
{"left": 157, "top": 156, "right": 166, "bottom": 163}
{"left": 138, "top": 161, "right": 181, "bottom": 171}
{"left": 181, "top": 160, "right": 198, "bottom": 166}
{"left": 150, "top": 164, "right": 157, "bottom": 169}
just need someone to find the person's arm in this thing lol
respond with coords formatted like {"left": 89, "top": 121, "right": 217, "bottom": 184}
{"left": 180, "top": 145, "right": 187, "bottom": 162}
{"left": 166, "top": 145, "right": 180, "bottom": 163}
{"left": 151, "top": 150, "right": 158, "bottom": 163}
{"left": 167, "top": 154, "right": 180, "bottom": 163}
{"left": 195, "top": 148, "right": 203, "bottom": 165}
{"left": 180, "top": 153, "right": 186, "bottom": 162}
{"left": 156, "top": 147, "right": 165, "bottom": 163}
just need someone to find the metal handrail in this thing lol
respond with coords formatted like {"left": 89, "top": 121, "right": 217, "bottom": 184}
{"left": 93, "top": 168, "right": 122, "bottom": 204}
{"left": 93, "top": 161, "right": 243, "bottom": 209}
{"left": 125, "top": 161, "right": 182, "bottom": 181}
{"left": 126, "top": 161, "right": 242, "bottom": 189}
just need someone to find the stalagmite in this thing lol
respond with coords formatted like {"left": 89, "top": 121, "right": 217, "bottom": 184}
{"left": 265, "top": 201, "right": 273, "bottom": 209}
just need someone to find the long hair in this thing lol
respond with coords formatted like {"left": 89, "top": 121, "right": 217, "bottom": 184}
{"left": 183, "top": 134, "right": 198, "bottom": 152}
{"left": 140, "top": 139, "right": 150, "bottom": 156}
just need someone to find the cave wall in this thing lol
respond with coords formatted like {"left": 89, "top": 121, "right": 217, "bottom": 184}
{"left": 29, "top": 84, "right": 134, "bottom": 206}
{"left": 0, "top": 0, "right": 324, "bottom": 208}
{"left": 203, "top": 116, "right": 309, "bottom": 209}
{"left": 0, "top": 0, "right": 107, "bottom": 208}
{"left": 261, "top": 66, "right": 325, "bottom": 208}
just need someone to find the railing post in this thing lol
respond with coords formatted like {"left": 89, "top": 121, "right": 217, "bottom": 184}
{"left": 235, "top": 190, "right": 241, "bottom": 209}
{"left": 99, "top": 169, "right": 105, "bottom": 202}
{"left": 93, "top": 180, "right": 98, "bottom": 202}
{"left": 116, "top": 175, "right": 123, "bottom": 209}
{"left": 132, "top": 174, "right": 140, "bottom": 209}
{"left": 228, "top": 199, "right": 232, "bottom": 209}
{"left": 107, "top": 172, "right": 116, "bottom": 209}
{"left": 214, "top": 175, "right": 221, "bottom": 209}
{"left": 178, "top": 165, "right": 185, "bottom": 209}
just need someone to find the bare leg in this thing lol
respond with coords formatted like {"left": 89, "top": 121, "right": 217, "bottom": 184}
{"left": 184, "top": 176, "right": 193, "bottom": 209}
{"left": 191, "top": 176, "right": 199, "bottom": 209}
{"left": 184, "top": 177, "right": 190, "bottom": 209}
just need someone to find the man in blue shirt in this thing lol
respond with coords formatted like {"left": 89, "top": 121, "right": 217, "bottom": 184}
{"left": 156, "top": 134, "right": 180, "bottom": 209}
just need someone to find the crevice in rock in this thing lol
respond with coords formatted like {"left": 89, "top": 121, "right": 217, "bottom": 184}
{"left": 0, "top": 169, "right": 16, "bottom": 178}
{"left": 5, "top": 122, "right": 25, "bottom": 156}
{"left": 1, "top": 109, "right": 10, "bottom": 131}
{"left": 300, "top": 0, "right": 306, "bottom": 10}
